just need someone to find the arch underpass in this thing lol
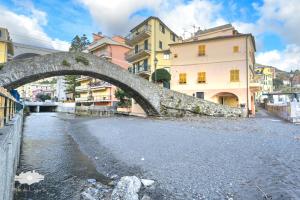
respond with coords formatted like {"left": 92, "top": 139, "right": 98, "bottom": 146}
{"left": 0, "top": 52, "right": 242, "bottom": 117}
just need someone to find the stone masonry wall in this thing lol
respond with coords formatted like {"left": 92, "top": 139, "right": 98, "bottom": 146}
{"left": 0, "top": 112, "right": 23, "bottom": 200}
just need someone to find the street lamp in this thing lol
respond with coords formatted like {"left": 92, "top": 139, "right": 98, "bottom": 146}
{"left": 154, "top": 57, "right": 158, "bottom": 83}
{"left": 290, "top": 70, "right": 294, "bottom": 92}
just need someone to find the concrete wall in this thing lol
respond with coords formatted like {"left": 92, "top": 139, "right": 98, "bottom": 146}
{"left": 75, "top": 106, "right": 115, "bottom": 117}
{"left": 267, "top": 102, "right": 300, "bottom": 123}
{"left": 0, "top": 111, "right": 23, "bottom": 200}
{"left": 56, "top": 102, "right": 75, "bottom": 113}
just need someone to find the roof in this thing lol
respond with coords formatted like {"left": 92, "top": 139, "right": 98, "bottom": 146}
{"left": 130, "top": 16, "right": 179, "bottom": 38}
{"left": 195, "top": 24, "right": 233, "bottom": 36}
{"left": 88, "top": 37, "right": 131, "bottom": 51}
{"left": 169, "top": 34, "right": 256, "bottom": 51}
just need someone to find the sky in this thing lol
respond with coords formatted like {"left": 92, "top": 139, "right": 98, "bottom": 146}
{"left": 0, "top": 0, "right": 299, "bottom": 71}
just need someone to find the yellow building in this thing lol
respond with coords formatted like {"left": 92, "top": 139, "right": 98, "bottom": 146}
{"left": 126, "top": 16, "right": 179, "bottom": 78}
{"left": 0, "top": 27, "right": 14, "bottom": 63}
{"left": 255, "top": 64, "right": 275, "bottom": 100}
{"left": 125, "top": 16, "right": 179, "bottom": 115}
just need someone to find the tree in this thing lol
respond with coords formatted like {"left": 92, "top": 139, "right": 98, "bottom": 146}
{"left": 115, "top": 89, "right": 132, "bottom": 107}
{"left": 151, "top": 68, "right": 171, "bottom": 88}
{"left": 36, "top": 93, "right": 51, "bottom": 102}
{"left": 69, "top": 34, "right": 90, "bottom": 52}
{"left": 273, "top": 78, "right": 283, "bottom": 90}
{"left": 65, "top": 75, "right": 80, "bottom": 101}
{"left": 66, "top": 34, "right": 90, "bottom": 100}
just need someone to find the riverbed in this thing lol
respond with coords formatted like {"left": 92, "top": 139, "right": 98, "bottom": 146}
{"left": 14, "top": 112, "right": 300, "bottom": 200}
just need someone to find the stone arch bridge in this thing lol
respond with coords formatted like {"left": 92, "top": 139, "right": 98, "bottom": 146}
{"left": 0, "top": 52, "right": 241, "bottom": 117}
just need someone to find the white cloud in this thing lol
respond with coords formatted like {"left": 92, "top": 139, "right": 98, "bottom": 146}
{"left": 79, "top": 0, "right": 226, "bottom": 38}
{"left": 158, "top": 0, "right": 226, "bottom": 38}
{"left": 256, "top": 44, "right": 300, "bottom": 71}
{"left": 0, "top": 5, "right": 69, "bottom": 51}
{"left": 79, "top": 0, "right": 163, "bottom": 34}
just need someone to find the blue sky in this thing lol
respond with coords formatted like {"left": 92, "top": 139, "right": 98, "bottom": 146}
{"left": 0, "top": 0, "right": 299, "bottom": 70}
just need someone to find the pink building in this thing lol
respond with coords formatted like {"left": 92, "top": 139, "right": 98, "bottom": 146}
{"left": 75, "top": 33, "right": 131, "bottom": 107}
{"left": 170, "top": 24, "right": 259, "bottom": 116}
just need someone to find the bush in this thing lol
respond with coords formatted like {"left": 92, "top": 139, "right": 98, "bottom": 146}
{"left": 75, "top": 56, "right": 89, "bottom": 66}
{"left": 62, "top": 60, "right": 71, "bottom": 67}
{"left": 151, "top": 68, "right": 171, "bottom": 83}
{"left": 0, "top": 64, "right": 4, "bottom": 70}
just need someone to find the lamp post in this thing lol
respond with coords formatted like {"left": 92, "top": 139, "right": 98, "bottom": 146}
{"left": 290, "top": 70, "right": 294, "bottom": 92}
{"left": 154, "top": 57, "right": 158, "bottom": 83}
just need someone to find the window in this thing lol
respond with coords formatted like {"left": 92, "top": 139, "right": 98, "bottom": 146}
{"left": 230, "top": 69, "right": 240, "bottom": 82}
{"left": 163, "top": 53, "right": 170, "bottom": 60}
{"left": 198, "top": 45, "right": 206, "bottom": 56}
{"left": 0, "top": 30, "right": 2, "bottom": 38}
{"left": 197, "top": 72, "right": 206, "bottom": 83}
{"left": 160, "top": 23, "right": 165, "bottom": 33}
{"left": 144, "top": 40, "right": 148, "bottom": 50}
{"left": 171, "top": 33, "right": 176, "bottom": 42}
{"left": 134, "top": 45, "right": 138, "bottom": 54}
{"left": 159, "top": 41, "right": 163, "bottom": 49}
{"left": 233, "top": 46, "right": 239, "bottom": 53}
{"left": 174, "top": 54, "right": 178, "bottom": 58}
{"left": 196, "top": 92, "right": 204, "bottom": 99}
{"left": 179, "top": 73, "right": 187, "bottom": 84}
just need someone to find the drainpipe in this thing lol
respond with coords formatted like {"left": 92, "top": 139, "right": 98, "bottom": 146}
{"left": 246, "top": 35, "right": 249, "bottom": 117}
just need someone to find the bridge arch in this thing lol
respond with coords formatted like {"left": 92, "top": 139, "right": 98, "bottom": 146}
{"left": 0, "top": 52, "right": 163, "bottom": 116}
{"left": 0, "top": 52, "right": 242, "bottom": 117}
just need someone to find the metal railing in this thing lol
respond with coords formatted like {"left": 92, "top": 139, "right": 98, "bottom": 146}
{"left": 125, "top": 44, "right": 151, "bottom": 58}
{"left": 0, "top": 87, "right": 22, "bottom": 128}
{"left": 126, "top": 25, "right": 151, "bottom": 41}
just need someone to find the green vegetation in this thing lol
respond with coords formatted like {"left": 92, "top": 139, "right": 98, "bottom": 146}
{"left": 75, "top": 56, "right": 89, "bottom": 66}
{"left": 69, "top": 34, "right": 90, "bottom": 53}
{"left": 65, "top": 75, "right": 80, "bottom": 101}
{"left": 273, "top": 78, "right": 283, "bottom": 90}
{"left": 36, "top": 93, "right": 51, "bottom": 102}
{"left": 193, "top": 105, "right": 201, "bottom": 114}
{"left": 151, "top": 68, "right": 171, "bottom": 83}
{"left": 0, "top": 64, "right": 4, "bottom": 70}
{"left": 62, "top": 60, "right": 71, "bottom": 67}
{"left": 115, "top": 89, "right": 132, "bottom": 107}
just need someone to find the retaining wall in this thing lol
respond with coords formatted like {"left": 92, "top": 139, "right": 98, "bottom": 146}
{"left": 0, "top": 111, "right": 23, "bottom": 200}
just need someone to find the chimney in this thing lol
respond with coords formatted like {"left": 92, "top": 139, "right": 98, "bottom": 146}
{"left": 112, "top": 35, "right": 125, "bottom": 44}
{"left": 93, "top": 32, "right": 104, "bottom": 42}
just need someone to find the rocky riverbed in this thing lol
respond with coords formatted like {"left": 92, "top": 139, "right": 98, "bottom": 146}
{"left": 15, "top": 112, "right": 300, "bottom": 200}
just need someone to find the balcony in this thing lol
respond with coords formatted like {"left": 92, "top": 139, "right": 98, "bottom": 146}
{"left": 125, "top": 44, "right": 151, "bottom": 62}
{"left": 250, "top": 80, "right": 262, "bottom": 92}
{"left": 76, "top": 81, "right": 113, "bottom": 92}
{"left": 125, "top": 25, "right": 151, "bottom": 46}
{"left": 135, "top": 65, "right": 151, "bottom": 76}
{"left": 75, "top": 95, "right": 112, "bottom": 103}
{"left": 76, "top": 76, "right": 91, "bottom": 82}
{"left": 75, "top": 85, "right": 89, "bottom": 92}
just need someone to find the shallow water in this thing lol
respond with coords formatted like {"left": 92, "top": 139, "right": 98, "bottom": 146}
{"left": 14, "top": 113, "right": 108, "bottom": 200}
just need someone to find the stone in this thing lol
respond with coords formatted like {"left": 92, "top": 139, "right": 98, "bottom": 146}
{"left": 141, "top": 179, "right": 155, "bottom": 187}
{"left": 81, "top": 191, "right": 97, "bottom": 200}
{"left": 111, "top": 176, "right": 141, "bottom": 200}
{"left": 0, "top": 52, "right": 241, "bottom": 118}
{"left": 87, "top": 179, "right": 96, "bottom": 184}
{"left": 141, "top": 195, "right": 152, "bottom": 200}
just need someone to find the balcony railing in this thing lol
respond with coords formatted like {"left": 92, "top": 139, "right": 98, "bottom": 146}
{"left": 0, "top": 87, "right": 22, "bottom": 128}
{"left": 125, "top": 25, "right": 151, "bottom": 45}
{"left": 125, "top": 44, "right": 151, "bottom": 62}
{"left": 75, "top": 95, "right": 112, "bottom": 102}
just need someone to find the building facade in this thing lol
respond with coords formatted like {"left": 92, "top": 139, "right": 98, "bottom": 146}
{"left": 75, "top": 33, "right": 130, "bottom": 107}
{"left": 169, "top": 24, "right": 258, "bottom": 115}
{"left": 18, "top": 81, "right": 55, "bottom": 101}
{"left": 0, "top": 27, "right": 13, "bottom": 63}
{"left": 126, "top": 16, "right": 179, "bottom": 115}
{"left": 255, "top": 64, "right": 275, "bottom": 99}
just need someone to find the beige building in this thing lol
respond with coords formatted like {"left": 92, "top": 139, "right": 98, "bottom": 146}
{"left": 125, "top": 16, "right": 179, "bottom": 115}
{"left": 169, "top": 24, "right": 259, "bottom": 115}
